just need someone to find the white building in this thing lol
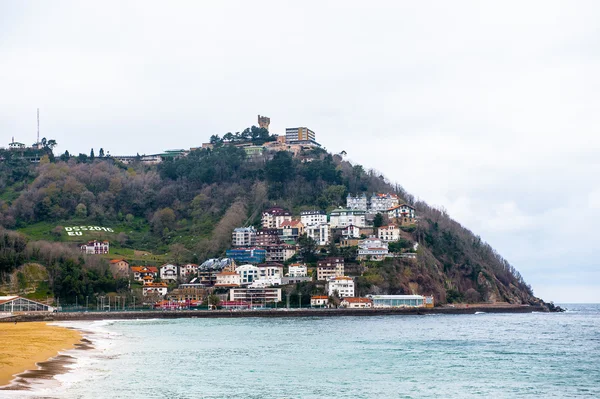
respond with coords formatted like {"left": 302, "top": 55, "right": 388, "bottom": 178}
{"left": 179, "top": 264, "right": 199, "bottom": 280}
{"left": 346, "top": 193, "right": 368, "bottom": 211}
{"left": 357, "top": 236, "right": 389, "bottom": 261}
{"left": 287, "top": 264, "right": 308, "bottom": 277}
{"left": 80, "top": 240, "right": 109, "bottom": 255}
{"left": 370, "top": 193, "right": 399, "bottom": 213}
{"left": 300, "top": 210, "right": 327, "bottom": 227}
{"left": 378, "top": 225, "right": 400, "bottom": 242}
{"left": 368, "top": 295, "right": 432, "bottom": 308}
{"left": 257, "top": 263, "right": 284, "bottom": 285}
{"left": 328, "top": 277, "right": 355, "bottom": 298}
{"left": 311, "top": 295, "right": 329, "bottom": 307}
{"left": 142, "top": 282, "right": 168, "bottom": 297}
{"left": 340, "top": 297, "right": 373, "bottom": 308}
{"left": 341, "top": 224, "right": 361, "bottom": 239}
{"left": 232, "top": 227, "right": 257, "bottom": 247}
{"left": 305, "top": 222, "right": 331, "bottom": 245}
{"left": 215, "top": 272, "right": 241, "bottom": 287}
{"left": 329, "top": 208, "right": 367, "bottom": 228}
{"left": 160, "top": 264, "right": 179, "bottom": 282}
{"left": 387, "top": 204, "right": 416, "bottom": 222}
{"left": 229, "top": 287, "right": 282, "bottom": 304}
{"left": 262, "top": 207, "right": 292, "bottom": 229}
{"left": 235, "top": 264, "right": 260, "bottom": 285}
{"left": 0, "top": 296, "right": 55, "bottom": 312}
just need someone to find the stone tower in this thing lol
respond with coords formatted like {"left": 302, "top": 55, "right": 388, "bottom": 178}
{"left": 258, "top": 115, "right": 270, "bottom": 131}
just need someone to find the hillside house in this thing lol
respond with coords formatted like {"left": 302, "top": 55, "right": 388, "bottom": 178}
{"left": 369, "top": 193, "right": 399, "bottom": 213}
{"left": 340, "top": 297, "right": 373, "bottom": 308}
{"left": 378, "top": 225, "right": 400, "bottom": 242}
{"left": 232, "top": 227, "right": 257, "bottom": 247}
{"left": 255, "top": 228, "right": 281, "bottom": 247}
{"left": 261, "top": 207, "right": 292, "bottom": 229}
{"left": 80, "top": 240, "right": 109, "bottom": 254}
{"left": 317, "top": 257, "right": 344, "bottom": 281}
{"left": 109, "top": 259, "right": 130, "bottom": 278}
{"left": 328, "top": 276, "right": 355, "bottom": 298}
{"left": 131, "top": 266, "right": 158, "bottom": 283}
{"left": 142, "top": 282, "right": 168, "bottom": 297}
{"left": 357, "top": 236, "right": 389, "bottom": 261}
{"left": 179, "top": 264, "right": 199, "bottom": 280}
{"left": 305, "top": 222, "right": 331, "bottom": 245}
{"left": 387, "top": 204, "right": 416, "bottom": 225}
{"left": 341, "top": 224, "right": 361, "bottom": 239}
{"left": 278, "top": 220, "right": 305, "bottom": 242}
{"left": 329, "top": 208, "right": 366, "bottom": 228}
{"left": 265, "top": 244, "right": 296, "bottom": 263}
{"left": 287, "top": 263, "right": 308, "bottom": 277}
{"left": 300, "top": 210, "right": 327, "bottom": 227}
{"left": 160, "top": 264, "right": 179, "bottom": 282}
{"left": 346, "top": 193, "right": 368, "bottom": 211}
{"left": 257, "top": 263, "right": 284, "bottom": 283}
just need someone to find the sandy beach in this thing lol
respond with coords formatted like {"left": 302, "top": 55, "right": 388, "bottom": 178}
{"left": 0, "top": 322, "right": 82, "bottom": 387}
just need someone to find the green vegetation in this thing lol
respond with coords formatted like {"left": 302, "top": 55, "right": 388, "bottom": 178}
{"left": 0, "top": 137, "right": 539, "bottom": 306}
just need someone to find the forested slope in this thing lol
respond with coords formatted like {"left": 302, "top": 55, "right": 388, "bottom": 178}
{"left": 0, "top": 144, "right": 541, "bottom": 306}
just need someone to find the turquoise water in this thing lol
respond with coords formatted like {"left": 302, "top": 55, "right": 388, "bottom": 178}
{"left": 11, "top": 304, "right": 600, "bottom": 398}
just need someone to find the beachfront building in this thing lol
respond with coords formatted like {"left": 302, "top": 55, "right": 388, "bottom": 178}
{"left": 0, "top": 296, "right": 55, "bottom": 312}
{"left": 131, "top": 266, "right": 158, "bottom": 283}
{"left": 160, "top": 264, "right": 179, "bottom": 282}
{"left": 311, "top": 295, "right": 329, "bottom": 307}
{"left": 300, "top": 210, "right": 327, "bottom": 227}
{"left": 232, "top": 227, "right": 257, "bottom": 247}
{"left": 340, "top": 297, "right": 373, "bottom": 309}
{"left": 328, "top": 277, "right": 355, "bottom": 298}
{"left": 378, "top": 225, "right": 401, "bottom": 242}
{"left": 367, "top": 295, "right": 434, "bottom": 308}
{"left": 317, "top": 257, "right": 344, "bottom": 281}
{"left": 357, "top": 236, "right": 389, "bottom": 261}
{"left": 80, "top": 240, "right": 110, "bottom": 254}
{"left": 287, "top": 263, "right": 308, "bottom": 277}
{"left": 142, "top": 282, "right": 168, "bottom": 297}
{"left": 226, "top": 248, "right": 267, "bottom": 264}
{"left": 235, "top": 264, "right": 260, "bottom": 285}
{"left": 329, "top": 208, "right": 366, "bottom": 228}
{"left": 215, "top": 272, "right": 241, "bottom": 287}
{"left": 261, "top": 207, "right": 292, "bottom": 229}
{"left": 229, "top": 287, "right": 282, "bottom": 304}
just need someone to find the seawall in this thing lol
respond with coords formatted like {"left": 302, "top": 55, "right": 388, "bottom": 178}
{"left": 2, "top": 305, "right": 546, "bottom": 323}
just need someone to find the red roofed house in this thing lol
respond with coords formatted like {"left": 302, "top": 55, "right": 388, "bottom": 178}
{"left": 310, "top": 295, "right": 329, "bottom": 307}
{"left": 378, "top": 225, "right": 400, "bottom": 242}
{"left": 261, "top": 207, "right": 292, "bottom": 229}
{"left": 131, "top": 266, "right": 159, "bottom": 283}
{"left": 340, "top": 297, "right": 373, "bottom": 309}
{"left": 142, "top": 282, "right": 168, "bottom": 297}
{"left": 357, "top": 236, "right": 389, "bottom": 261}
{"left": 387, "top": 204, "right": 416, "bottom": 225}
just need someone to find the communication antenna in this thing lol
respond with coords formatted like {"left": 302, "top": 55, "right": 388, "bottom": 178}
{"left": 37, "top": 108, "right": 40, "bottom": 146}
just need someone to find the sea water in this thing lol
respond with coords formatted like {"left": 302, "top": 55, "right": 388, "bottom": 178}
{"left": 7, "top": 304, "right": 600, "bottom": 398}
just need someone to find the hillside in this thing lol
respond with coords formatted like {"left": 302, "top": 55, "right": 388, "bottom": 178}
{"left": 0, "top": 141, "right": 545, "bottom": 308}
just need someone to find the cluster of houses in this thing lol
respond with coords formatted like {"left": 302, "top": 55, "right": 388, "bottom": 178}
{"left": 227, "top": 196, "right": 417, "bottom": 264}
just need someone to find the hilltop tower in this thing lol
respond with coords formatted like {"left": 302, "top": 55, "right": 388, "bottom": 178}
{"left": 258, "top": 115, "right": 270, "bottom": 131}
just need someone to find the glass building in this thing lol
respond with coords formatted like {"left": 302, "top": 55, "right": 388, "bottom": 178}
{"left": 0, "top": 296, "right": 55, "bottom": 312}
{"left": 367, "top": 295, "right": 425, "bottom": 308}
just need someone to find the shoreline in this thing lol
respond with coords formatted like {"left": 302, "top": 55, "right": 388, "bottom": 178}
{"left": 0, "top": 322, "right": 83, "bottom": 389}
{"left": 2, "top": 304, "right": 547, "bottom": 323}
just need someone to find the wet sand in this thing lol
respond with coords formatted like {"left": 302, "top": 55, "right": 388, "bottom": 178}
{"left": 0, "top": 322, "right": 82, "bottom": 388}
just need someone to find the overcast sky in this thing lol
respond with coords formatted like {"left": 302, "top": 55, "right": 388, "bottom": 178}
{"left": 1, "top": 1, "right": 599, "bottom": 302}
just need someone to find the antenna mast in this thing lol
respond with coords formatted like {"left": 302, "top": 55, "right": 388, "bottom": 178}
{"left": 37, "top": 108, "right": 40, "bottom": 145}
